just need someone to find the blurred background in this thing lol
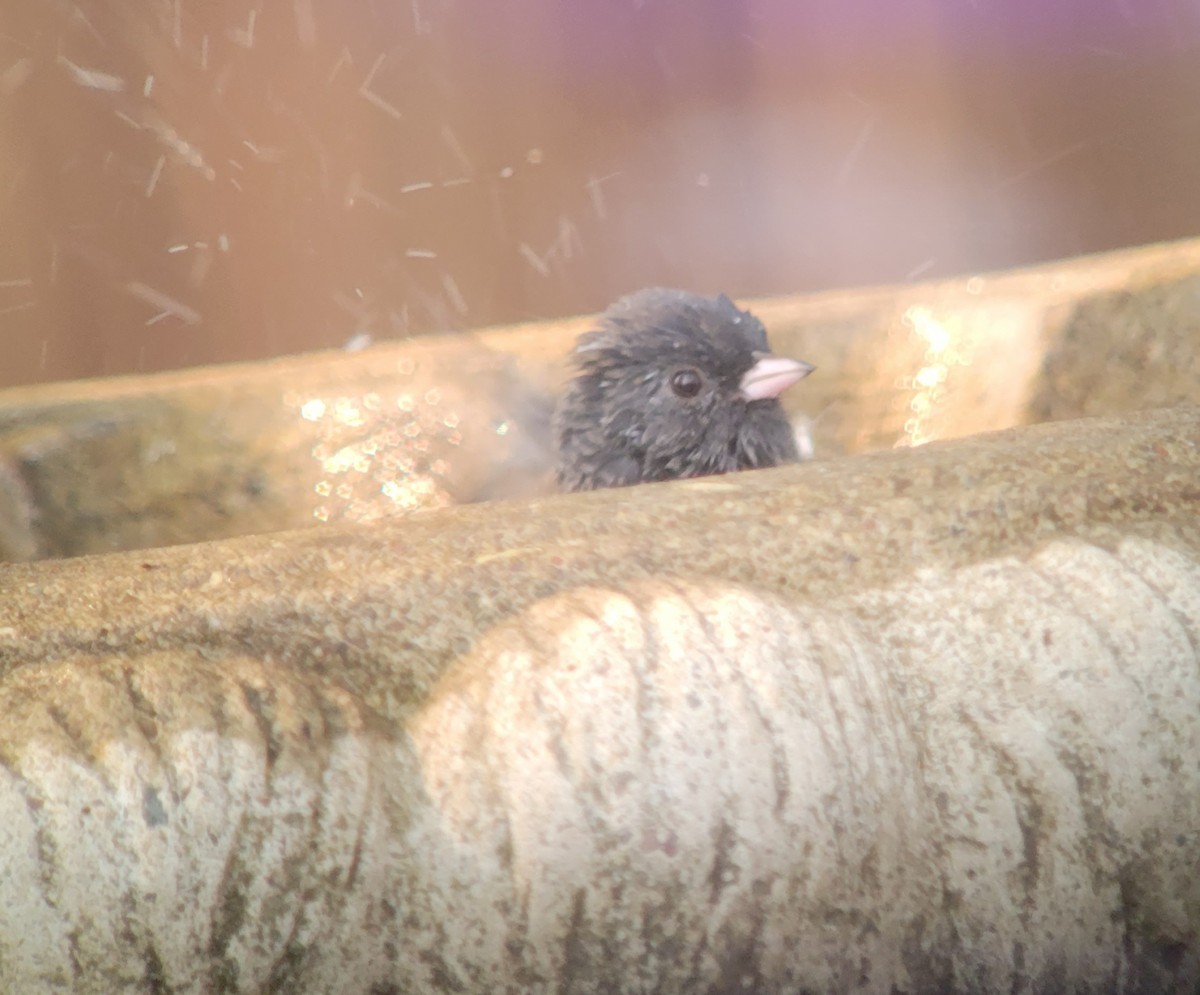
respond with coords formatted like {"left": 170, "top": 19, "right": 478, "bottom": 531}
{"left": 2, "top": 0, "right": 1200, "bottom": 389}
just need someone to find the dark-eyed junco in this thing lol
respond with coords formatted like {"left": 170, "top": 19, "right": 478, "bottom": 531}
{"left": 554, "top": 288, "right": 814, "bottom": 491}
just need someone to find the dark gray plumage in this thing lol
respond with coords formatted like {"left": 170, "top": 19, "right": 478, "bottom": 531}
{"left": 554, "top": 288, "right": 814, "bottom": 492}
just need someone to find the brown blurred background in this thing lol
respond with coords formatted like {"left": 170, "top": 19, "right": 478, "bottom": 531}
{"left": 2, "top": 0, "right": 1199, "bottom": 389}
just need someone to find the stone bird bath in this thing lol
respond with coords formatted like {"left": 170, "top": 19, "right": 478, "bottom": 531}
{"left": 0, "top": 239, "right": 1197, "bottom": 993}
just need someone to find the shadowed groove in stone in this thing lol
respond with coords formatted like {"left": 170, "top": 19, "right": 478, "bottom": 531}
{"left": 0, "top": 652, "right": 407, "bottom": 993}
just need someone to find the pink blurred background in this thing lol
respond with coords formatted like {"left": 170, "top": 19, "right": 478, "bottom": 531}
{"left": 2, "top": 0, "right": 1199, "bottom": 387}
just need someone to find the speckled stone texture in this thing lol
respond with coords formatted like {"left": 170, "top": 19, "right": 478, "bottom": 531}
{"left": 0, "top": 401, "right": 1196, "bottom": 993}
{"left": 0, "top": 237, "right": 1198, "bottom": 560}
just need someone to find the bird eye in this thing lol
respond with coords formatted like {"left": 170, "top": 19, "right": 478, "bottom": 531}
{"left": 669, "top": 368, "right": 703, "bottom": 399}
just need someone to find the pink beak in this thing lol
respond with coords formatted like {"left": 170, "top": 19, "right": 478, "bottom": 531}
{"left": 739, "top": 353, "right": 815, "bottom": 402}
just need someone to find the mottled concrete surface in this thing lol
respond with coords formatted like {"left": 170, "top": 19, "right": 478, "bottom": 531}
{"left": 0, "top": 237, "right": 1198, "bottom": 560}
{"left": 0, "top": 403, "right": 1196, "bottom": 993}
{"left": 0, "top": 241, "right": 1197, "bottom": 992}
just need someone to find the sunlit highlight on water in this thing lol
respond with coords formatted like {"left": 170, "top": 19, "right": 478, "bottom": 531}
{"left": 897, "top": 303, "right": 982, "bottom": 448}
{"left": 284, "top": 383, "right": 468, "bottom": 524}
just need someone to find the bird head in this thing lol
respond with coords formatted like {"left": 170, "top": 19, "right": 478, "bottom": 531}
{"left": 555, "top": 289, "right": 814, "bottom": 490}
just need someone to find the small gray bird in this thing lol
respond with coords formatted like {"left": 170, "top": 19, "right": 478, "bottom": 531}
{"left": 554, "top": 288, "right": 814, "bottom": 491}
